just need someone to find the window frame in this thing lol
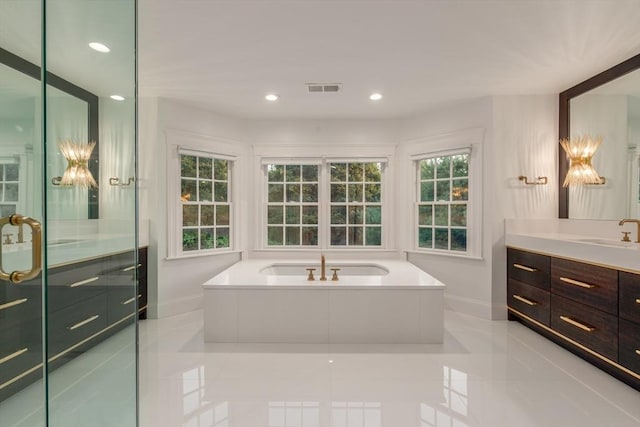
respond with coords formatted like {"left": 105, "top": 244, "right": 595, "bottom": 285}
{"left": 166, "top": 131, "right": 243, "bottom": 260}
{"left": 415, "top": 150, "right": 470, "bottom": 253}
{"left": 264, "top": 162, "right": 321, "bottom": 248}
{"left": 405, "top": 128, "right": 483, "bottom": 259}
{"left": 256, "top": 150, "right": 392, "bottom": 251}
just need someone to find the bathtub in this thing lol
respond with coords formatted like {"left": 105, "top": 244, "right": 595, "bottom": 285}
{"left": 202, "top": 259, "right": 445, "bottom": 344}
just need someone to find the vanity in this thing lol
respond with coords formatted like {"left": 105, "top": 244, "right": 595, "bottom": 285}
{"left": 0, "top": 244, "right": 148, "bottom": 402}
{"left": 506, "top": 225, "right": 640, "bottom": 391}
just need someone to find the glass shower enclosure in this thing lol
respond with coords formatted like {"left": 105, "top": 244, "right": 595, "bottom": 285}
{"left": 0, "top": 0, "right": 138, "bottom": 425}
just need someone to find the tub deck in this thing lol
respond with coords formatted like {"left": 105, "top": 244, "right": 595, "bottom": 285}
{"left": 203, "top": 259, "right": 445, "bottom": 344}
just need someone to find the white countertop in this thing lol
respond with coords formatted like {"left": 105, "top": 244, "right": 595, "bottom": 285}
{"left": 505, "top": 232, "right": 640, "bottom": 273}
{"left": 203, "top": 259, "right": 446, "bottom": 290}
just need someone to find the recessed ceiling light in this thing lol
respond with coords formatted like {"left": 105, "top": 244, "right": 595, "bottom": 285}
{"left": 89, "top": 42, "right": 110, "bottom": 53}
{"left": 369, "top": 93, "right": 383, "bottom": 101}
{"left": 110, "top": 95, "right": 125, "bottom": 101}
{"left": 265, "top": 94, "right": 279, "bottom": 102}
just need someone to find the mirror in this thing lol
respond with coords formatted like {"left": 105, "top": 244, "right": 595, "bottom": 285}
{"left": 0, "top": 47, "right": 99, "bottom": 220}
{"left": 559, "top": 53, "right": 640, "bottom": 220}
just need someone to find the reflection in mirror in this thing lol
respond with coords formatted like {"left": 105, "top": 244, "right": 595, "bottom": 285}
{"left": 560, "top": 53, "right": 640, "bottom": 220}
{"left": 0, "top": 47, "right": 99, "bottom": 221}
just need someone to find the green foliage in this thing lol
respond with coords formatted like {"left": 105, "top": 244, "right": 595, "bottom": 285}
{"left": 182, "top": 229, "right": 197, "bottom": 251}
{"left": 181, "top": 155, "right": 197, "bottom": 178}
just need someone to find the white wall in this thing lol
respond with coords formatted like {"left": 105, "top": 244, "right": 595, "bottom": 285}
{"left": 490, "top": 95, "right": 558, "bottom": 318}
{"left": 396, "top": 97, "right": 496, "bottom": 318}
{"left": 141, "top": 95, "right": 559, "bottom": 320}
{"left": 569, "top": 94, "right": 628, "bottom": 219}
{"left": 140, "top": 98, "right": 249, "bottom": 318}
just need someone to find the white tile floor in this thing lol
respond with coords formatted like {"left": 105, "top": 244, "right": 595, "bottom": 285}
{"left": 139, "top": 309, "right": 640, "bottom": 427}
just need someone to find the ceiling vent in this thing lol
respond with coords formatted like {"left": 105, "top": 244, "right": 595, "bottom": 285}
{"left": 306, "top": 83, "right": 341, "bottom": 93}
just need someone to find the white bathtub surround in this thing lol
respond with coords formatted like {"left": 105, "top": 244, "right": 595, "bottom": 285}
{"left": 203, "top": 259, "right": 445, "bottom": 344}
{"left": 505, "top": 218, "right": 640, "bottom": 272}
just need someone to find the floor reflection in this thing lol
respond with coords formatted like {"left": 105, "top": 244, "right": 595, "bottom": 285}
{"left": 420, "top": 367, "right": 469, "bottom": 427}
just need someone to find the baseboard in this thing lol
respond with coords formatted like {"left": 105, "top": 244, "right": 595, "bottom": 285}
{"left": 444, "top": 293, "right": 492, "bottom": 319}
{"left": 154, "top": 293, "right": 204, "bottom": 318}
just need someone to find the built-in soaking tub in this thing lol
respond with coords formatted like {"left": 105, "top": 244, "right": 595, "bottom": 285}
{"left": 202, "top": 259, "right": 445, "bottom": 344}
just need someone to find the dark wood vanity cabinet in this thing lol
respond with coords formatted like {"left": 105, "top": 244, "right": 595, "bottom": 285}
{"left": 618, "top": 272, "right": 640, "bottom": 374}
{"left": 0, "top": 247, "right": 148, "bottom": 402}
{"left": 507, "top": 248, "right": 640, "bottom": 391}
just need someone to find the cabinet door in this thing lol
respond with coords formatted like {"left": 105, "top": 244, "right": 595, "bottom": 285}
{"left": 551, "top": 294, "right": 618, "bottom": 361}
{"left": 551, "top": 258, "right": 617, "bottom": 315}
{"left": 619, "top": 318, "right": 640, "bottom": 374}
{"left": 619, "top": 271, "right": 640, "bottom": 324}
{"left": 507, "top": 248, "right": 550, "bottom": 290}
{"left": 507, "top": 279, "right": 550, "bottom": 326}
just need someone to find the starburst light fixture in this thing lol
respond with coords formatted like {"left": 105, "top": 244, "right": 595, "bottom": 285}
{"left": 560, "top": 134, "right": 603, "bottom": 187}
{"left": 57, "top": 139, "right": 97, "bottom": 188}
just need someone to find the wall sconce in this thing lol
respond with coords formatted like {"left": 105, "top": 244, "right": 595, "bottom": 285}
{"left": 52, "top": 140, "right": 97, "bottom": 188}
{"left": 560, "top": 135, "right": 604, "bottom": 187}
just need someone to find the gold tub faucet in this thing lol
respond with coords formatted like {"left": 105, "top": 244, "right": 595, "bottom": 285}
{"left": 320, "top": 255, "right": 327, "bottom": 281}
{"left": 618, "top": 219, "right": 640, "bottom": 243}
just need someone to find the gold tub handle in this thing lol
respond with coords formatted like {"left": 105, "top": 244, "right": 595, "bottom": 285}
{"left": 0, "top": 215, "right": 42, "bottom": 284}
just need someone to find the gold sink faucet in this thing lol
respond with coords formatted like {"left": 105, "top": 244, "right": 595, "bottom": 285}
{"left": 320, "top": 254, "right": 327, "bottom": 281}
{"left": 618, "top": 219, "right": 640, "bottom": 243}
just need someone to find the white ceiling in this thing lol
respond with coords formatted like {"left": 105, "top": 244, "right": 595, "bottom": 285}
{"left": 138, "top": 0, "right": 640, "bottom": 119}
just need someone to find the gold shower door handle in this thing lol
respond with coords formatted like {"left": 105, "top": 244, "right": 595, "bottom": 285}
{"left": 0, "top": 214, "right": 42, "bottom": 284}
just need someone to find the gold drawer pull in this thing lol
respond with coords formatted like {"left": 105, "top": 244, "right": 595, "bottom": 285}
{"left": 636, "top": 298, "right": 640, "bottom": 304}
{"left": 0, "top": 348, "right": 28, "bottom": 365}
{"left": 122, "top": 264, "right": 142, "bottom": 272}
{"left": 68, "top": 315, "right": 99, "bottom": 330}
{"left": 560, "top": 315, "right": 595, "bottom": 332}
{"left": 636, "top": 349, "right": 640, "bottom": 356}
{"left": 513, "top": 294, "right": 538, "bottom": 306}
{"left": 69, "top": 276, "right": 99, "bottom": 288}
{"left": 0, "top": 298, "right": 27, "bottom": 311}
{"left": 122, "top": 294, "right": 142, "bottom": 305}
{"left": 559, "top": 277, "right": 596, "bottom": 289}
{"left": 513, "top": 263, "right": 537, "bottom": 272}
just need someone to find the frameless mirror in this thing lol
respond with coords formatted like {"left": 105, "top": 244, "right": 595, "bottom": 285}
{"left": 559, "top": 54, "right": 640, "bottom": 220}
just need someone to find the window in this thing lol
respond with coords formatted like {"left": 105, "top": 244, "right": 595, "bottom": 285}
{"left": 180, "top": 153, "right": 231, "bottom": 252}
{"left": 262, "top": 160, "right": 385, "bottom": 249}
{"left": 0, "top": 161, "right": 19, "bottom": 217}
{"left": 266, "top": 164, "right": 319, "bottom": 246}
{"left": 417, "top": 153, "right": 468, "bottom": 252}
{"left": 329, "top": 162, "right": 382, "bottom": 246}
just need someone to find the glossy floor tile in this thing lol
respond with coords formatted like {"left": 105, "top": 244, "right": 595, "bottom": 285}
{"left": 138, "top": 310, "right": 640, "bottom": 427}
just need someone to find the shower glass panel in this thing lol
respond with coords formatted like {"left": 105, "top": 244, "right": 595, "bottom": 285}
{"left": 45, "top": 0, "right": 137, "bottom": 426}
{"left": 0, "top": 0, "right": 137, "bottom": 426}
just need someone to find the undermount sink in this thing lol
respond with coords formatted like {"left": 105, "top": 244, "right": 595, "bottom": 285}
{"left": 575, "top": 238, "right": 639, "bottom": 249}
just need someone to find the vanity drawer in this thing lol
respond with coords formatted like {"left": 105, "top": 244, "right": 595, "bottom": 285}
{"left": 551, "top": 294, "right": 618, "bottom": 361}
{"left": 507, "top": 279, "right": 550, "bottom": 326}
{"left": 107, "top": 286, "right": 139, "bottom": 324}
{"left": 507, "top": 248, "right": 550, "bottom": 290}
{"left": 619, "top": 271, "right": 640, "bottom": 324}
{"left": 0, "top": 316, "right": 42, "bottom": 386}
{"left": 1, "top": 279, "right": 41, "bottom": 327}
{"left": 551, "top": 258, "right": 618, "bottom": 315}
{"left": 48, "top": 293, "right": 108, "bottom": 356}
{"left": 47, "top": 259, "right": 108, "bottom": 312}
{"left": 619, "top": 318, "right": 640, "bottom": 374}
